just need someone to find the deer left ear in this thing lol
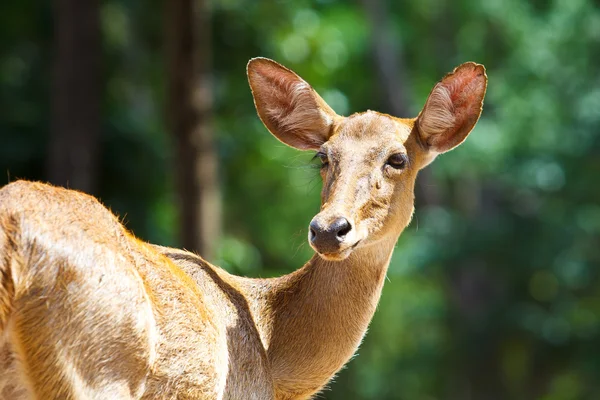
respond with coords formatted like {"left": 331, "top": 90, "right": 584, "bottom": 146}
{"left": 417, "top": 62, "right": 487, "bottom": 154}
{"left": 247, "top": 57, "right": 339, "bottom": 151}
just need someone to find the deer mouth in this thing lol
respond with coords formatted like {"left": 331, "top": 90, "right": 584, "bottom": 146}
{"left": 315, "top": 240, "right": 361, "bottom": 261}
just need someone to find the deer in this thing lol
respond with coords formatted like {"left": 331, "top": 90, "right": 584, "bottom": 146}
{"left": 0, "top": 57, "right": 486, "bottom": 399}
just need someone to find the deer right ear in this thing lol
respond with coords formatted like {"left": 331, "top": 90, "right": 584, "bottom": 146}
{"left": 247, "top": 58, "right": 339, "bottom": 151}
{"left": 417, "top": 62, "right": 487, "bottom": 154}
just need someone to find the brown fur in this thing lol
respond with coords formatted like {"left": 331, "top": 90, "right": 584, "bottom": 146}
{"left": 0, "top": 58, "right": 486, "bottom": 399}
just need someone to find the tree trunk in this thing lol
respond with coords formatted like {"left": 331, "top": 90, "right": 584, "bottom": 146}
{"left": 49, "top": 0, "right": 101, "bottom": 193}
{"left": 359, "top": 0, "right": 409, "bottom": 116}
{"left": 166, "top": 0, "right": 220, "bottom": 259}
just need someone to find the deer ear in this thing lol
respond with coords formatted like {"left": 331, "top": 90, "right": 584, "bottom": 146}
{"left": 417, "top": 62, "right": 487, "bottom": 154}
{"left": 247, "top": 58, "right": 339, "bottom": 150}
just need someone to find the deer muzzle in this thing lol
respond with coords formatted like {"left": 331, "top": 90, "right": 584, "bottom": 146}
{"left": 308, "top": 214, "right": 359, "bottom": 260}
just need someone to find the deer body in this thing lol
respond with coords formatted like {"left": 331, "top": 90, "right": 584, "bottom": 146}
{"left": 0, "top": 59, "right": 486, "bottom": 399}
{"left": 0, "top": 181, "right": 273, "bottom": 399}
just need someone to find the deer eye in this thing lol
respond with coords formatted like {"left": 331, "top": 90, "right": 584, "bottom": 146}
{"left": 386, "top": 153, "right": 408, "bottom": 170}
{"left": 315, "top": 151, "right": 329, "bottom": 167}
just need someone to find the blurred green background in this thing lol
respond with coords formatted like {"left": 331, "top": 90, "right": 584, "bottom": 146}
{"left": 1, "top": 0, "right": 600, "bottom": 398}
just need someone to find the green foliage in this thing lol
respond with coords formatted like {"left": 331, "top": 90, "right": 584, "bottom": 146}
{"left": 1, "top": 0, "right": 599, "bottom": 398}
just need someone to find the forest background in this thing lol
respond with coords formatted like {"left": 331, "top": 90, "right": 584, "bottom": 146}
{"left": 1, "top": 0, "right": 600, "bottom": 398}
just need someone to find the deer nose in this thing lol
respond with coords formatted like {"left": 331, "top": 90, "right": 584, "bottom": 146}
{"left": 309, "top": 217, "right": 352, "bottom": 253}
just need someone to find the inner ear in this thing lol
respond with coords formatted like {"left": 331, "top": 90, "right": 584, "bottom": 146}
{"left": 417, "top": 62, "right": 487, "bottom": 154}
{"left": 247, "top": 58, "right": 339, "bottom": 151}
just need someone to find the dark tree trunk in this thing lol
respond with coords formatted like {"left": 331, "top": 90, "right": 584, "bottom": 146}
{"left": 359, "top": 0, "right": 409, "bottom": 116}
{"left": 49, "top": 0, "right": 101, "bottom": 193}
{"left": 166, "top": 0, "right": 220, "bottom": 259}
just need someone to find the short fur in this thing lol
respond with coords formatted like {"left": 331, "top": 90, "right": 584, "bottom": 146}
{"left": 0, "top": 58, "right": 486, "bottom": 399}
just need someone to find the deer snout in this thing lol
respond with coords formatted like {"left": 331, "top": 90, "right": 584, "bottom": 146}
{"left": 309, "top": 216, "right": 353, "bottom": 255}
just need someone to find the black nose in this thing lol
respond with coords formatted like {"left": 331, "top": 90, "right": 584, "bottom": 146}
{"left": 309, "top": 217, "right": 352, "bottom": 253}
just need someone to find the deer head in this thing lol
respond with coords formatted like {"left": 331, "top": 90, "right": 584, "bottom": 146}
{"left": 248, "top": 58, "right": 487, "bottom": 261}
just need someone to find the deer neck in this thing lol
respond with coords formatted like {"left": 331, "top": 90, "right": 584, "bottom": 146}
{"left": 261, "top": 235, "right": 398, "bottom": 395}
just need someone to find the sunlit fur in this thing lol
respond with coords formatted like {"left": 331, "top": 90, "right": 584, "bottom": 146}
{"left": 0, "top": 58, "right": 485, "bottom": 400}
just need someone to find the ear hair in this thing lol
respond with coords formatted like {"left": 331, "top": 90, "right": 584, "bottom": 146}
{"left": 247, "top": 58, "right": 339, "bottom": 151}
{"left": 264, "top": 80, "right": 334, "bottom": 148}
{"left": 418, "top": 84, "right": 455, "bottom": 139}
{"left": 417, "top": 62, "right": 487, "bottom": 154}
